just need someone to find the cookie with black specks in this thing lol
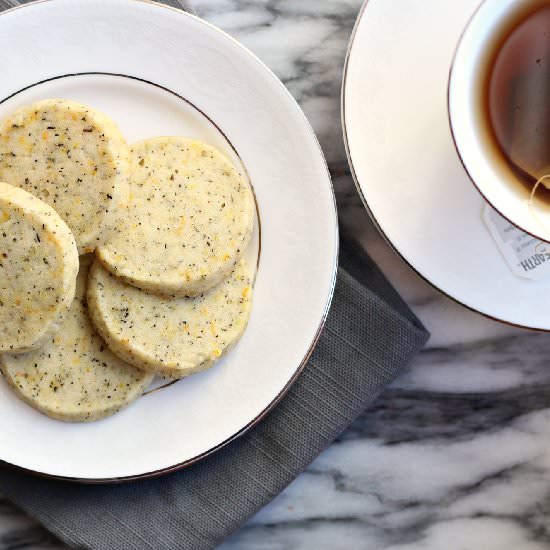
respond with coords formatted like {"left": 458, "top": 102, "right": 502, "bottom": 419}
{"left": 0, "top": 99, "right": 130, "bottom": 254}
{"left": 87, "top": 258, "right": 253, "bottom": 379}
{"left": 0, "top": 260, "right": 154, "bottom": 422}
{"left": 0, "top": 181, "right": 78, "bottom": 353}
{"left": 96, "top": 137, "right": 255, "bottom": 297}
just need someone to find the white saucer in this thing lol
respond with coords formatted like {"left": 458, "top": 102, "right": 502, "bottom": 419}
{"left": 0, "top": 0, "right": 338, "bottom": 481}
{"left": 343, "top": 0, "right": 550, "bottom": 331}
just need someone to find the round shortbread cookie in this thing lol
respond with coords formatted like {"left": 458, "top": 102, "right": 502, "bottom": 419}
{"left": 87, "top": 258, "right": 253, "bottom": 379}
{"left": 0, "top": 260, "right": 154, "bottom": 422}
{"left": 0, "top": 99, "right": 130, "bottom": 254}
{"left": 96, "top": 137, "right": 255, "bottom": 297}
{"left": 0, "top": 181, "right": 78, "bottom": 353}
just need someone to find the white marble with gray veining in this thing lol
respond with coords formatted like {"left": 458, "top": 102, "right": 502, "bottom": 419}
{"left": 2, "top": 1, "right": 550, "bottom": 549}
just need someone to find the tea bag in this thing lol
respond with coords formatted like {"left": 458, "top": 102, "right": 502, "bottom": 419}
{"left": 509, "top": 48, "right": 550, "bottom": 186}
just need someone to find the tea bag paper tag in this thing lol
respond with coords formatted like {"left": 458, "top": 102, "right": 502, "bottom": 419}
{"left": 483, "top": 205, "right": 550, "bottom": 280}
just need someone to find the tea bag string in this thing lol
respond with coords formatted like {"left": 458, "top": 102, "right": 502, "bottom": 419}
{"left": 528, "top": 174, "right": 550, "bottom": 237}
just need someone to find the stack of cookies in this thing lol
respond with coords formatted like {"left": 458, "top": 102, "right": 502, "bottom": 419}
{"left": 0, "top": 99, "right": 255, "bottom": 422}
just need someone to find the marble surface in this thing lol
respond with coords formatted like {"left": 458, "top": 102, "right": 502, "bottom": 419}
{"left": 1, "top": 0, "right": 548, "bottom": 549}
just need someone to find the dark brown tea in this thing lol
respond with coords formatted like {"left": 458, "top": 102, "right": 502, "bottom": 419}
{"left": 487, "top": 4, "right": 550, "bottom": 202}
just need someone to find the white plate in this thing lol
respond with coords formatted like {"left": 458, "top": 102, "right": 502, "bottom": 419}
{"left": 0, "top": 0, "right": 338, "bottom": 481}
{"left": 343, "top": 0, "right": 550, "bottom": 331}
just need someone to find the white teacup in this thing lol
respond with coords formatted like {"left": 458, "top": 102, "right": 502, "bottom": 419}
{"left": 448, "top": 0, "right": 550, "bottom": 241}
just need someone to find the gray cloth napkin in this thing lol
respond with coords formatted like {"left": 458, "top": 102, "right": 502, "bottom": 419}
{"left": 0, "top": 233, "right": 429, "bottom": 550}
{"left": 0, "top": 1, "right": 429, "bottom": 549}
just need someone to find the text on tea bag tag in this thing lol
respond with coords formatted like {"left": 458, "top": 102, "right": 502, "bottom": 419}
{"left": 483, "top": 205, "right": 550, "bottom": 280}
